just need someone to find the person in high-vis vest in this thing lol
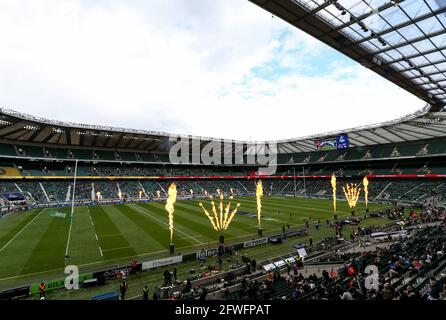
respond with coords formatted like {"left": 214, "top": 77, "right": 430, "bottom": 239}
{"left": 39, "top": 282, "right": 46, "bottom": 300}
{"left": 142, "top": 285, "right": 149, "bottom": 300}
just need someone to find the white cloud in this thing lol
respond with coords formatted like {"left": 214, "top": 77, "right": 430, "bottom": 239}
{"left": 0, "top": 0, "right": 423, "bottom": 141}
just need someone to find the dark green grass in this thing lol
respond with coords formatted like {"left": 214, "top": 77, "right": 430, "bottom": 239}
{"left": 21, "top": 208, "right": 70, "bottom": 274}
{"left": 25, "top": 216, "right": 393, "bottom": 300}
{"left": 89, "top": 206, "right": 136, "bottom": 260}
{"left": 0, "top": 196, "right": 390, "bottom": 290}
{"left": 0, "top": 208, "right": 43, "bottom": 249}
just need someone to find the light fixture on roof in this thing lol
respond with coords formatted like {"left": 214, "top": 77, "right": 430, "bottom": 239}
{"left": 24, "top": 124, "right": 39, "bottom": 130}
{"left": 357, "top": 21, "right": 369, "bottom": 33}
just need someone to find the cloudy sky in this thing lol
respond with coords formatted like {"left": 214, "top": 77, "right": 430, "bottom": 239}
{"left": 0, "top": 0, "right": 424, "bottom": 141}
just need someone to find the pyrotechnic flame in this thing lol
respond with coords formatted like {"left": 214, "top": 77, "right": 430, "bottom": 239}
{"left": 230, "top": 188, "right": 234, "bottom": 196}
{"left": 190, "top": 189, "right": 194, "bottom": 195}
{"left": 331, "top": 174, "right": 337, "bottom": 213}
{"left": 199, "top": 203, "right": 218, "bottom": 231}
{"left": 223, "top": 203, "right": 240, "bottom": 229}
{"left": 219, "top": 191, "right": 224, "bottom": 230}
{"left": 199, "top": 194, "right": 239, "bottom": 231}
{"left": 118, "top": 191, "right": 122, "bottom": 200}
{"left": 165, "top": 183, "right": 177, "bottom": 243}
{"left": 343, "top": 183, "right": 361, "bottom": 209}
{"left": 363, "top": 176, "right": 369, "bottom": 208}
{"left": 256, "top": 180, "right": 263, "bottom": 229}
{"left": 139, "top": 190, "right": 143, "bottom": 199}
{"left": 156, "top": 190, "right": 161, "bottom": 198}
{"left": 209, "top": 195, "right": 220, "bottom": 229}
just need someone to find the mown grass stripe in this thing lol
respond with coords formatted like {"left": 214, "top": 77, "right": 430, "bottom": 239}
{"left": 88, "top": 206, "right": 136, "bottom": 259}
{"left": 0, "top": 209, "right": 44, "bottom": 251}
{"left": 113, "top": 204, "right": 179, "bottom": 248}
{"left": 20, "top": 208, "right": 70, "bottom": 274}
{"left": 131, "top": 204, "right": 204, "bottom": 244}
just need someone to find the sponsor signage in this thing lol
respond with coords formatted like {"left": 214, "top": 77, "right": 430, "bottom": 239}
{"left": 244, "top": 237, "right": 268, "bottom": 248}
{"left": 0, "top": 286, "right": 30, "bottom": 299}
{"left": 284, "top": 229, "right": 308, "bottom": 238}
{"left": 93, "top": 265, "right": 133, "bottom": 281}
{"left": 30, "top": 274, "right": 92, "bottom": 294}
{"left": 142, "top": 255, "right": 183, "bottom": 271}
{"left": 195, "top": 248, "right": 218, "bottom": 259}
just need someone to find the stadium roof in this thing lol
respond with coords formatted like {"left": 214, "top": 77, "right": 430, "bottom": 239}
{"left": 1, "top": 0, "right": 446, "bottom": 155}
{"left": 1, "top": 104, "right": 446, "bottom": 154}
{"left": 276, "top": 103, "right": 446, "bottom": 152}
{"left": 249, "top": 0, "right": 446, "bottom": 110}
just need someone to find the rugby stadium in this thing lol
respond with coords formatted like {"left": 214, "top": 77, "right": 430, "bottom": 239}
{"left": 0, "top": 0, "right": 446, "bottom": 303}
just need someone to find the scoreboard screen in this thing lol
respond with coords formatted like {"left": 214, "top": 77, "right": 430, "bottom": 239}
{"left": 336, "top": 134, "right": 349, "bottom": 149}
{"left": 315, "top": 134, "right": 349, "bottom": 150}
{"left": 1, "top": 192, "right": 25, "bottom": 201}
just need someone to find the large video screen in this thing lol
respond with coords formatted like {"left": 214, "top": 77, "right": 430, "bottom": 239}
{"left": 315, "top": 134, "right": 349, "bottom": 150}
{"left": 1, "top": 192, "right": 25, "bottom": 201}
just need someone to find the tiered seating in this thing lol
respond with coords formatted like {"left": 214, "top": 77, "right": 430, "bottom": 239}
{"left": 94, "top": 150, "right": 115, "bottom": 161}
{"left": 94, "top": 181, "right": 118, "bottom": 199}
{"left": 0, "top": 143, "right": 16, "bottom": 156}
{"left": 42, "top": 181, "right": 69, "bottom": 202}
{"left": 16, "top": 181, "right": 46, "bottom": 202}
{"left": 16, "top": 145, "right": 43, "bottom": 157}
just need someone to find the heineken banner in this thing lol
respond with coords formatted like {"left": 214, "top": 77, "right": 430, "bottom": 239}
{"left": 195, "top": 248, "right": 218, "bottom": 259}
{"left": 142, "top": 255, "right": 183, "bottom": 271}
{"left": 243, "top": 237, "right": 268, "bottom": 248}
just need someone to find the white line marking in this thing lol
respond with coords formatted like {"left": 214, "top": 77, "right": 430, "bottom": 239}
{"left": 89, "top": 207, "right": 103, "bottom": 258}
{"left": 101, "top": 246, "right": 132, "bottom": 252}
{"left": 65, "top": 160, "right": 79, "bottom": 259}
{"left": 130, "top": 204, "right": 204, "bottom": 244}
{"left": 0, "top": 225, "right": 285, "bottom": 282}
{"left": 98, "top": 233, "right": 122, "bottom": 238}
{"left": 179, "top": 235, "right": 206, "bottom": 240}
{"left": 0, "top": 209, "right": 46, "bottom": 253}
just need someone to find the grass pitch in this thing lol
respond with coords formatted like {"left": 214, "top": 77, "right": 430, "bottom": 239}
{"left": 0, "top": 196, "right": 389, "bottom": 290}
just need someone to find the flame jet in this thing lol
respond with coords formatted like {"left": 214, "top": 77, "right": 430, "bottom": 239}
{"left": 343, "top": 184, "right": 361, "bottom": 208}
{"left": 199, "top": 203, "right": 218, "bottom": 231}
{"left": 165, "top": 183, "right": 177, "bottom": 243}
{"left": 363, "top": 176, "right": 369, "bottom": 208}
{"left": 331, "top": 174, "right": 337, "bottom": 213}
{"left": 209, "top": 195, "right": 220, "bottom": 230}
{"left": 199, "top": 194, "right": 240, "bottom": 231}
{"left": 256, "top": 180, "right": 263, "bottom": 229}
